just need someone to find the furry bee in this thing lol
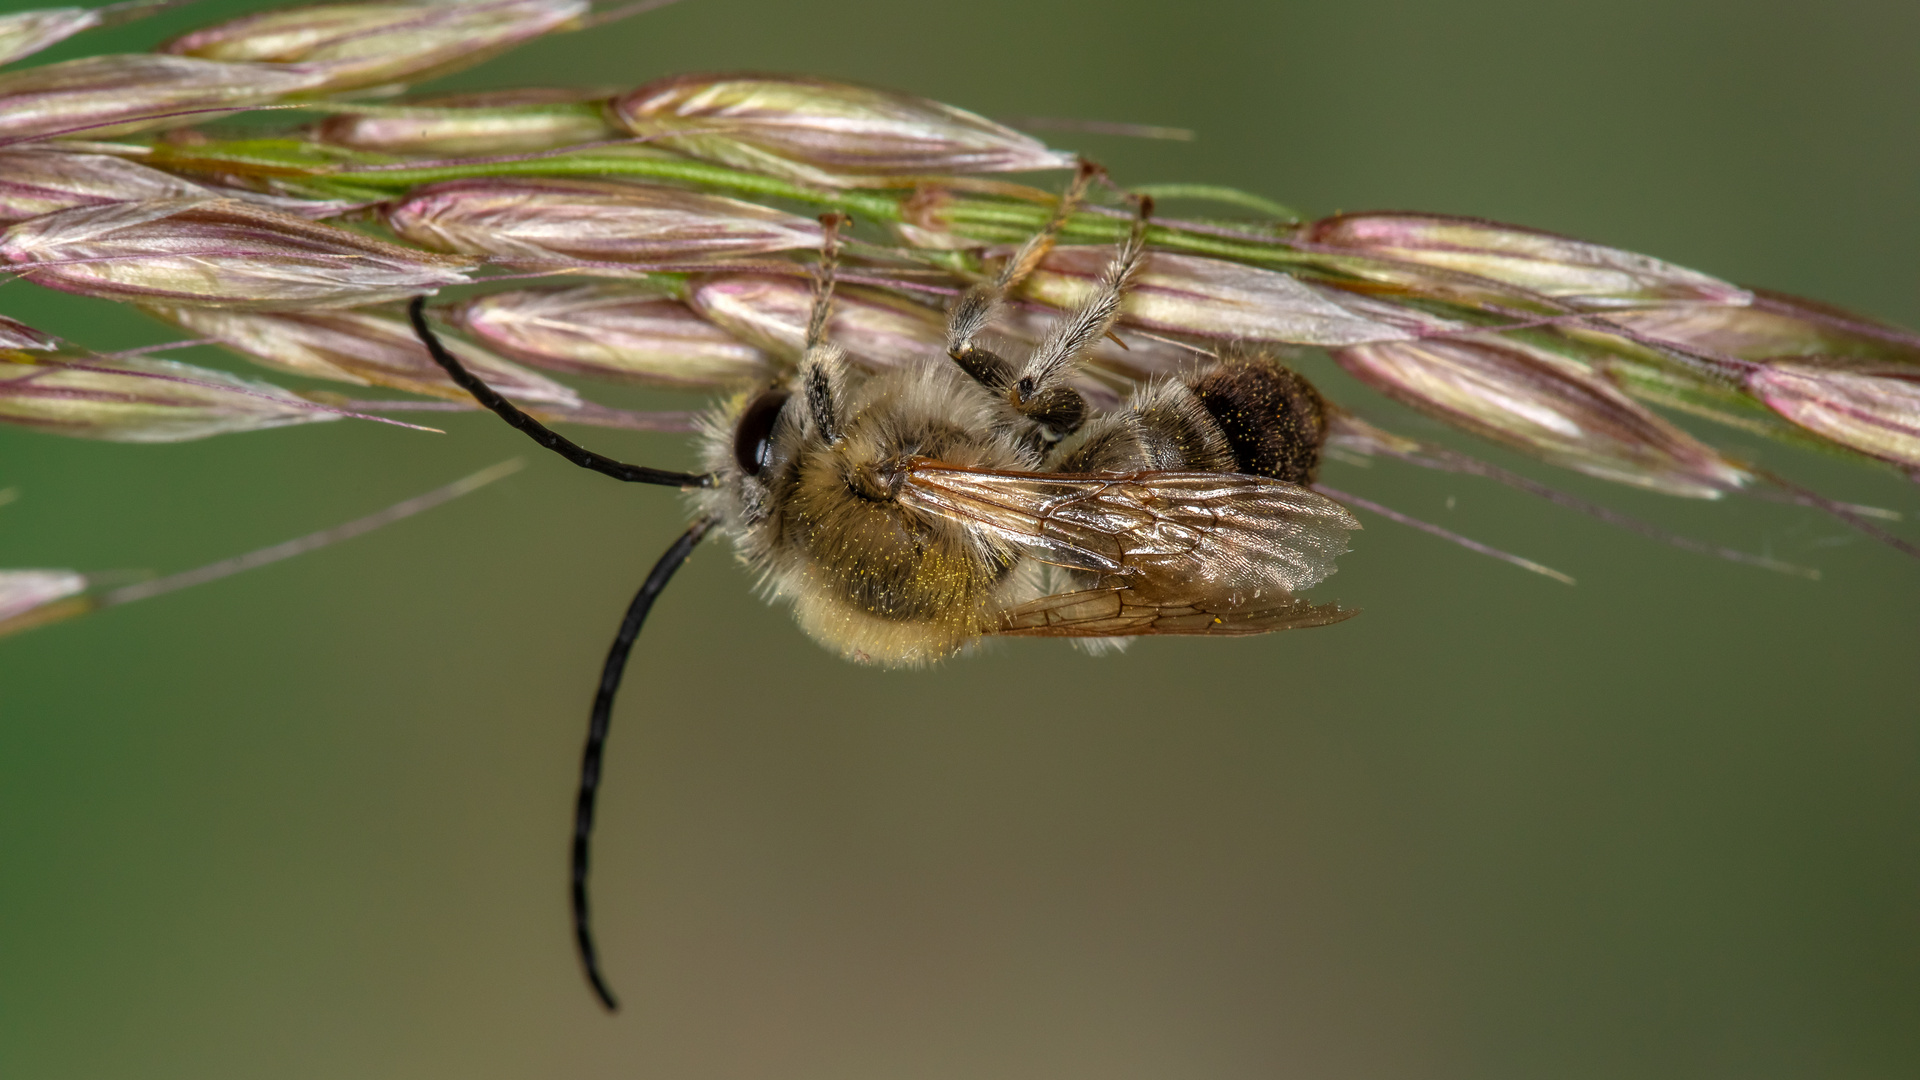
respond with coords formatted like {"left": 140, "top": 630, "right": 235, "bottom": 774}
{"left": 406, "top": 170, "right": 1359, "bottom": 1009}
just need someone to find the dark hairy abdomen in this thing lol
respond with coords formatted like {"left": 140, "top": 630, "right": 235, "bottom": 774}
{"left": 1190, "top": 358, "right": 1328, "bottom": 484}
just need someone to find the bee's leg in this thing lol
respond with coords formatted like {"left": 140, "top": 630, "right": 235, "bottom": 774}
{"left": 798, "top": 213, "right": 850, "bottom": 445}
{"left": 800, "top": 341, "right": 848, "bottom": 446}
{"left": 804, "top": 212, "right": 848, "bottom": 354}
{"left": 945, "top": 160, "right": 1101, "bottom": 391}
{"left": 1010, "top": 195, "right": 1152, "bottom": 409}
{"left": 407, "top": 297, "right": 710, "bottom": 488}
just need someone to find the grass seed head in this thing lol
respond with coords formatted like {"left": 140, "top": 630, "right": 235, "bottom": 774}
{"left": 384, "top": 176, "right": 825, "bottom": 269}
{"left": 310, "top": 87, "right": 619, "bottom": 155}
{"left": 0, "top": 570, "right": 90, "bottom": 633}
{"left": 1745, "top": 360, "right": 1920, "bottom": 473}
{"left": 0, "top": 7, "right": 104, "bottom": 69}
{"left": 0, "top": 347, "right": 345, "bottom": 441}
{"left": 612, "top": 74, "right": 1074, "bottom": 187}
{"left": 0, "top": 148, "right": 208, "bottom": 224}
{"left": 161, "top": 0, "right": 589, "bottom": 94}
{"left": 455, "top": 284, "right": 772, "bottom": 388}
{"left": 1334, "top": 333, "right": 1753, "bottom": 498}
{"left": 1019, "top": 247, "right": 1440, "bottom": 347}
{"left": 687, "top": 272, "right": 946, "bottom": 370}
{"left": 1597, "top": 288, "right": 1920, "bottom": 367}
{"left": 0, "top": 314, "right": 57, "bottom": 351}
{"left": 1, "top": 196, "right": 477, "bottom": 308}
{"left": 0, "top": 53, "right": 324, "bottom": 142}
{"left": 146, "top": 304, "right": 582, "bottom": 406}
{"left": 1302, "top": 213, "right": 1752, "bottom": 311}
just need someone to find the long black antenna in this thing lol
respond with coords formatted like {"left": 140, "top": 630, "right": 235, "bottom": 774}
{"left": 409, "top": 295, "right": 719, "bottom": 1006}
{"left": 407, "top": 297, "right": 710, "bottom": 488}
{"left": 574, "top": 517, "right": 715, "bottom": 1011}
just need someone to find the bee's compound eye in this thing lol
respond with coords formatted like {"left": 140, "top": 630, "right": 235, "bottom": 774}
{"left": 732, "top": 390, "right": 790, "bottom": 476}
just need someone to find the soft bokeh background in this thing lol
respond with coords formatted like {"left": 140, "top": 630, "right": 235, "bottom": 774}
{"left": 3, "top": 1, "right": 1917, "bottom": 1077}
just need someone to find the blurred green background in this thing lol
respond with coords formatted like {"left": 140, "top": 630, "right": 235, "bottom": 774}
{"left": 3, "top": 1, "right": 1917, "bottom": 1077}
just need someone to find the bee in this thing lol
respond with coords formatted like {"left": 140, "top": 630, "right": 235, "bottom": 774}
{"left": 405, "top": 165, "right": 1360, "bottom": 1010}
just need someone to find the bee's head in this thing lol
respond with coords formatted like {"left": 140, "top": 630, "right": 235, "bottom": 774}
{"left": 697, "top": 352, "right": 1031, "bottom": 555}
{"left": 694, "top": 366, "right": 822, "bottom": 538}
{"left": 702, "top": 341, "right": 846, "bottom": 502}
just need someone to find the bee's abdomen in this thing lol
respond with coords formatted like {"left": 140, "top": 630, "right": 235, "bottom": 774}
{"left": 1189, "top": 353, "right": 1328, "bottom": 485}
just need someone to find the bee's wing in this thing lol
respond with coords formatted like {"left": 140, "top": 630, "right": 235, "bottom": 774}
{"left": 898, "top": 461, "right": 1361, "bottom": 634}
{"left": 993, "top": 585, "right": 1356, "bottom": 638}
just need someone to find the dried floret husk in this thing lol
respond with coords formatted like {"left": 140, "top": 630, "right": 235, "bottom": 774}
{"left": 687, "top": 272, "right": 945, "bottom": 370}
{"left": 0, "top": 148, "right": 208, "bottom": 223}
{"left": 1332, "top": 331, "right": 1753, "bottom": 498}
{"left": 310, "top": 88, "right": 620, "bottom": 156}
{"left": 0, "top": 1, "right": 198, "bottom": 69}
{"left": 0, "top": 569, "right": 92, "bottom": 635}
{"left": 1299, "top": 212, "right": 1752, "bottom": 311}
{"left": 0, "top": 7, "right": 106, "bottom": 69}
{"left": 146, "top": 304, "right": 582, "bottom": 406}
{"left": 0, "top": 313, "right": 57, "bottom": 351}
{"left": 1536, "top": 289, "right": 1920, "bottom": 467}
{"left": 0, "top": 346, "right": 345, "bottom": 441}
{"left": 1, "top": 197, "right": 476, "bottom": 308}
{"left": 1745, "top": 360, "right": 1920, "bottom": 474}
{"left": 160, "top": 0, "right": 590, "bottom": 94}
{"left": 0, "top": 148, "right": 359, "bottom": 223}
{"left": 1018, "top": 246, "right": 1453, "bottom": 347}
{"left": 384, "top": 177, "right": 825, "bottom": 269}
{"left": 0, "top": 568, "right": 89, "bottom": 621}
{"left": 612, "top": 73, "right": 1074, "bottom": 187}
{"left": 454, "top": 284, "right": 772, "bottom": 388}
{"left": 1597, "top": 289, "right": 1920, "bottom": 366}
{"left": 0, "top": 54, "right": 325, "bottom": 142}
